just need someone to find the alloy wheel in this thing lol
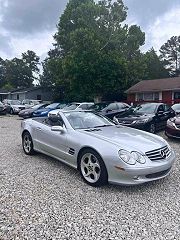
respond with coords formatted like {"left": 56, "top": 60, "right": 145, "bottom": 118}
{"left": 80, "top": 153, "right": 101, "bottom": 184}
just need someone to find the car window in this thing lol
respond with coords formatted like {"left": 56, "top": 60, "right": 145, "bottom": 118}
{"left": 45, "top": 116, "right": 65, "bottom": 127}
{"left": 79, "top": 104, "right": 87, "bottom": 110}
{"left": 157, "top": 105, "right": 164, "bottom": 112}
{"left": 164, "top": 104, "right": 171, "bottom": 111}
{"left": 106, "top": 103, "right": 118, "bottom": 110}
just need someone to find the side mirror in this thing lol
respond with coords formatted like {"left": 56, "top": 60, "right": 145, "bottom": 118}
{"left": 51, "top": 126, "right": 66, "bottom": 133}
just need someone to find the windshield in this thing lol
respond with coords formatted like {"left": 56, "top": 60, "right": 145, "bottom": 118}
{"left": 172, "top": 104, "right": 180, "bottom": 111}
{"left": 31, "top": 104, "right": 44, "bottom": 110}
{"left": 89, "top": 103, "right": 109, "bottom": 111}
{"left": 64, "top": 103, "right": 80, "bottom": 110}
{"left": 8, "top": 100, "right": 21, "bottom": 105}
{"left": 133, "top": 103, "right": 157, "bottom": 114}
{"left": 45, "top": 103, "right": 59, "bottom": 109}
{"left": 64, "top": 112, "right": 114, "bottom": 129}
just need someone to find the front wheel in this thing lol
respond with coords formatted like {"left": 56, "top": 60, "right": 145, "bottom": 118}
{"left": 149, "top": 122, "right": 156, "bottom": 134}
{"left": 22, "top": 132, "right": 35, "bottom": 155}
{"left": 78, "top": 149, "right": 108, "bottom": 187}
{"left": 10, "top": 108, "right": 14, "bottom": 115}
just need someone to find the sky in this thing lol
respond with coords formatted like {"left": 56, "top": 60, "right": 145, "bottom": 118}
{"left": 0, "top": 0, "right": 180, "bottom": 60}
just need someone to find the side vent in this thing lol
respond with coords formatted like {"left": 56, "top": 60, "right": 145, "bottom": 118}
{"left": 69, "top": 148, "right": 75, "bottom": 155}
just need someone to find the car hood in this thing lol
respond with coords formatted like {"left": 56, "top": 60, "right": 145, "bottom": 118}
{"left": 173, "top": 116, "right": 180, "bottom": 124}
{"left": 79, "top": 126, "right": 166, "bottom": 153}
{"left": 20, "top": 109, "right": 34, "bottom": 114}
{"left": 116, "top": 113, "right": 154, "bottom": 121}
{"left": 12, "top": 104, "right": 25, "bottom": 108}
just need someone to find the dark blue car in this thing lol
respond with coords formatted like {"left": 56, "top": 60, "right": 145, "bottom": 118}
{"left": 33, "top": 103, "right": 66, "bottom": 117}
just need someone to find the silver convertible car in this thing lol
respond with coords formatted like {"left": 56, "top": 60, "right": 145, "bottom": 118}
{"left": 21, "top": 111, "right": 176, "bottom": 187}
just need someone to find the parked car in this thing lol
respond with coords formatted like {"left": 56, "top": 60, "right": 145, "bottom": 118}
{"left": 21, "top": 111, "right": 175, "bottom": 187}
{"left": 88, "top": 102, "right": 110, "bottom": 111}
{"left": 49, "top": 102, "right": 94, "bottom": 116}
{"left": 171, "top": 103, "right": 180, "bottom": 115}
{"left": 113, "top": 103, "right": 175, "bottom": 133}
{"left": 3, "top": 100, "right": 26, "bottom": 114}
{"left": 63, "top": 102, "right": 94, "bottom": 110}
{"left": 22, "top": 99, "right": 41, "bottom": 108}
{"left": 99, "top": 102, "right": 130, "bottom": 119}
{"left": 165, "top": 116, "right": 180, "bottom": 139}
{"left": 19, "top": 103, "right": 49, "bottom": 119}
{"left": 0, "top": 101, "right": 7, "bottom": 115}
{"left": 33, "top": 103, "right": 66, "bottom": 117}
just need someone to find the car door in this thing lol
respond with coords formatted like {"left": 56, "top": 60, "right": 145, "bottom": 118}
{"left": 36, "top": 117, "right": 68, "bottom": 160}
{"left": 156, "top": 104, "right": 167, "bottom": 129}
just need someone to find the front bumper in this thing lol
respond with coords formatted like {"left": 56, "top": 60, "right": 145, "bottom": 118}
{"left": 165, "top": 125, "right": 180, "bottom": 139}
{"left": 108, "top": 150, "right": 176, "bottom": 185}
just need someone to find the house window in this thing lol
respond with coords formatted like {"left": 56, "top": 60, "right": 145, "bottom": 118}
{"left": 137, "top": 92, "right": 159, "bottom": 101}
{"left": 174, "top": 92, "right": 180, "bottom": 99}
{"left": 137, "top": 93, "right": 143, "bottom": 101}
{"left": 154, "top": 92, "right": 159, "bottom": 101}
{"left": 17, "top": 94, "right": 19, "bottom": 100}
{"left": 144, "top": 93, "right": 153, "bottom": 101}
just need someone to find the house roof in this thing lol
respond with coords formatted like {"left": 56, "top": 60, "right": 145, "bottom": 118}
{"left": 0, "top": 89, "right": 11, "bottom": 94}
{"left": 10, "top": 86, "right": 42, "bottom": 94}
{"left": 126, "top": 77, "right": 180, "bottom": 93}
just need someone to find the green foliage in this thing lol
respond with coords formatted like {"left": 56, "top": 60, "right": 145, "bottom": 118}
{"left": 160, "top": 36, "right": 180, "bottom": 77}
{"left": 0, "top": 51, "right": 40, "bottom": 89}
{"left": 143, "top": 48, "right": 169, "bottom": 80}
{"left": 41, "top": 0, "right": 146, "bottom": 101}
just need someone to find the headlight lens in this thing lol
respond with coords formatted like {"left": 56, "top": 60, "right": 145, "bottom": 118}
{"left": 167, "top": 119, "right": 176, "bottom": 128}
{"left": 119, "top": 150, "right": 146, "bottom": 165}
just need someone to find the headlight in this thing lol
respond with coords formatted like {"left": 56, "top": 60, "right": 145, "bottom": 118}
{"left": 119, "top": 150, "right": 146, "bottom": 165}
{"left": 113, "top": 116, "right": 119, "bottom": 124}
{"left": 134, "top": 118, "right": 150, "bottom": 124}
{"left": 13, "top": 107, "right": 19, "bottom": 111}
{"left": 167, "top": 119, "right": 175, "bottom": 128}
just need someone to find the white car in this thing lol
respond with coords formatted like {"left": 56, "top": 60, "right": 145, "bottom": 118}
{"left": 49, "top": 102, "right": 94, "bottom": 117}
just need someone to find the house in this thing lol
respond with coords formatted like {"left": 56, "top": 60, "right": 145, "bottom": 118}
{"left": 0, "top": 89, "right": 10, "bottom": 102}
{"left": 0, "top": 87, "right": 53, "bottom": 102}
{"left": 126, "top": 77, "right": 180, "bottom": 105}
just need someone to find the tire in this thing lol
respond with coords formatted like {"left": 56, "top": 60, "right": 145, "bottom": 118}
{"left": 10, "top": 108, "right": 14, "bottom": 115}
{"left": 149, "top": 122, "right": 156, "bottom": 134}
{"left": 78, "top": 149, "right": 108, "bottom": 187}
{"left": 22, "top": 132, "right": 35, "bottom": 155}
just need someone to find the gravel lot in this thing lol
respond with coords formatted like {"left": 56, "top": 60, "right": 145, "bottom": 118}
{"left": 0, "top": 116, "right": 180, "bottom": 240}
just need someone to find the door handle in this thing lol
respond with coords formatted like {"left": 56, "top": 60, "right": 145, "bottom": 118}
{"left": 37, "top": 127, "right": 42, "bottom": 131}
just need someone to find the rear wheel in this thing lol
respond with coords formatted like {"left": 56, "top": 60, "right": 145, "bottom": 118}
{"left": 22, "top": 132, "right": 35, "bottom": 155}
{"left": 78, "top": 149, "right": 108, "bottom": 187}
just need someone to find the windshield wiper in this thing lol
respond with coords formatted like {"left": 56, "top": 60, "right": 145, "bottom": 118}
{"left": 94, "top": 125, "right": 112, "bottom": 128}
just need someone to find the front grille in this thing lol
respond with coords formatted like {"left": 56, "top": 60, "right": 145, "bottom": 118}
{"left": 19, "top": 107, "right": 25, "bottom": 110}
{"left": 146, "top": 168, "right": 171, "bottom": 179}
{"left": 118, "top": 119, "right": 134, "bottom": 125}
{"left": 146, "top": 145, "right": 171, "bottom": 161}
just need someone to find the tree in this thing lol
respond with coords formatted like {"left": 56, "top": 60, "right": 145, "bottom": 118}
{"left": 160, "top": 36, "right": 180, "bottom": 77}
{"left": 42, "top": 0, "right": 145, "bottom": 101}
{"left": 143, "top": 48, "right": 169, "bottom": 80}
{"left": 0, "top": 50, "right": 40, "bottom": 89}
